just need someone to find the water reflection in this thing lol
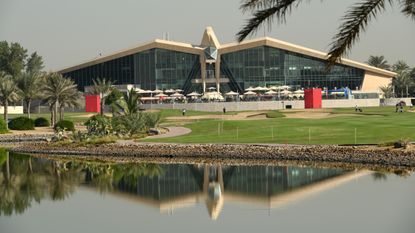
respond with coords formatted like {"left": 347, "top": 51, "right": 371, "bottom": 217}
{"left": 0, "top": 150, "right": 408, "bottom": 219}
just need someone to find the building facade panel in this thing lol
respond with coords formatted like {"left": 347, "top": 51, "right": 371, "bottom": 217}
{"left": 221, "top": 46, "right": 365, "bottom": 91}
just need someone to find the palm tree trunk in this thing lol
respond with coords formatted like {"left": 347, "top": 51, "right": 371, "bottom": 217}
{"left": 100, "top": 97, "right": 105, "bottom": 116}
{"left": 54, "top": 100, "right": 59, "bottom": 125}
{"left": 26, "top": 99, "right": 31, "bottom": 119}
{"left": 50, "top": 104, "right": 55, "bottom": 126}
{"left": 4, "top": 100, "right": 8, "bottom": 129}
{"left": 59, "top": 106, "right": 64, "bottom": 121}
{"left": 6, "top": 151, "right": 10, "bottom": 181}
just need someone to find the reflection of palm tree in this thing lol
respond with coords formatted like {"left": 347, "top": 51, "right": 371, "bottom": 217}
{"left": 372, "top": 172, "right": 388, "bottom": 181}
{"left": 45, "top": 160, "right": 80, "bottom": 201}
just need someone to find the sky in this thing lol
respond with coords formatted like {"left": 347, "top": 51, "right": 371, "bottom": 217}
{"left": 0, "top": 0, "right": 414, "bottom": 71}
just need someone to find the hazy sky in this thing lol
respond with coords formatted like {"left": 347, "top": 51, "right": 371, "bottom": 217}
{"left": 1, "top": 0, "right": 414, "bottom": 71}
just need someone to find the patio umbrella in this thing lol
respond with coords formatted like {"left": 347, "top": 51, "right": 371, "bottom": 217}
{"left": 225, "top": 91, "right": 239, "bottom": 96}
{"left": 245, "top": 87, "right": 255, "bottom": 91}
{"left": 268, "top": 86, "right": 278, "bottom": 90}
{"left": 265, "top": 90, "right": 278, "bottom": 95}
{"left": 243, "top": 91, "right": 257, "bottom": 95}
{"left": 201, "top": 91, "right": 224, "bottom": 100}
{"left": 254, "top": 86, "right": 269, "bottom": 91}
{"left": 153, "top": 89, "right": 163, "bottom": 93}
{"left": 280, "top": 90, "right": 292, "bottom": 95}
{"left": 294, "top": 89, "right": 304, "bottom": 94}
{"left": 165, "top": 89, "right": 175, "bottom": 93}
{"left": 207, "top": 87, "right": 217, "bottom": 91}
{"left": 187, "top": 91, "right": 201, "bottom": 97}
{"left": 170, "top": 92, "right": 184, "bottom": 98}
{"left": 175, "top": 89, "right": 183, "bottom": 92}
{"left": 155, "top": 93, "right": 168, "bottom": 97}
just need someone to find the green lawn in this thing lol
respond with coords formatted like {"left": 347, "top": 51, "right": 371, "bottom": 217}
{"left": 144, "top": 106, "right": 415, "bottom": 145}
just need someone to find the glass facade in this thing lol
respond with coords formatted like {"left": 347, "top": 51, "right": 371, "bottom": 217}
{"left": 63, "top": 48, "right": 200, "bottom": 91}
{"left": 221, "top": 46, "right": 365, "bottom": 91}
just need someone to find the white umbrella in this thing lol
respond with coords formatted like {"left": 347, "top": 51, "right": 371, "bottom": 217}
{"left": 269, "top": 86, "right": 278, "bottom": 90}
{"left": 155, "top": 93, "right": 168, "bottom": 97}
{"left": 165, "top": 89, "right": 175, "bottom": 93}
{"left": 253, "top": 86, "right": 269, "bottom": 91}
{"left": 187, "top": 91, "right": 201, "bottom": 97}
{"left": 137, "top": 89, "right": 152, "bottom": 94}
{"left": 294, "top": 89, "right": 304, "bottom": 94}
{"left": 207, "top": 87, "right": 216, "bottom": 91}
{"left": 280, "top": 85, "right": 291, "bottom": 90}
{"left": 265, "top": 90, "right": 278, "bottom": 95}
{"left": 225, "top": 91, "right": 239, "bottom": 96}
{"left": 153, "top": 89, "right": 163, "bottom": 93}
{"left": 170, "top": 92, "right": 184, "bottom": 98}
{"left": 245, "top": 86, "right": 255, "bottom": 91}
{"left": 201, "top": 91, "right": 224, "bottom": 100}
{"left": 175, "top": 89, "right": 183, "bottom": 92}
{"left": 280, "top": 90, "right": 292, "bottom": 95}
{"left": 244, "top": 91, "right": 257, "bottom": 95}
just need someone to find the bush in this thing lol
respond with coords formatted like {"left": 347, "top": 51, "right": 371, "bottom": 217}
{"left": 0, "top": 118, "right": 7, "bottom": 133}
{"left": 54, "top": 120, "right": 75, "bottom": 132}
{"left": 34, "top": 117, "right": 50, "bottom": 127}
{"left": 8, "top": 117, "right": 35, "bottom": 130}
{"left": 84, "top": 115, "right": 112, "bottom": 136}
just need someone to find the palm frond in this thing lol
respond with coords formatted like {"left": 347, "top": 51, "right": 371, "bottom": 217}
{"left": 240, "top": 0, "right": 279, "bottom": 12}
{"left": 326, "top": 0, "right": 392, "bottom": 69}
{"left": 399, "top": 0, "right": 415, "bottom": 20}
{"left": 237, "top": 0, "right": 303, "bottom": 42}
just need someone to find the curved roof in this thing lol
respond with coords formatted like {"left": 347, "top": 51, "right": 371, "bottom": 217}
{"left": 58, "top": 27, "right": 396, "bottom": 78}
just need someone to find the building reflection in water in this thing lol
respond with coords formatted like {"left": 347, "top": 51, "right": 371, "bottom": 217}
{"left": 0, "top": 151, "right": 370, "bottom": 219}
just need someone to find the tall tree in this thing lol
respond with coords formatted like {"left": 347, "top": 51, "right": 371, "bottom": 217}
{"left": 392, "top": 70, "right": 412, "bottom": 97}
{"left": 366, "top": 55, "right": 390, "bottom": 70}
{"left": 16, "top": 72, "right": 44, "bottom": 118}
{"left": 42, "top": 73, "right": 79, "bottom": 126}
{"left": 25, "top": 52, "right": 44, "bottom": 74}
{"left": 0, "top": 41, "right": 27, "bottom": 77}
{"left": 237, "top": 0, "right": 415, "bottom": 68}
{"left": 392, "top": 60, "right": 410, "bottom": 74}
{"left": 91, "top": 77, "right": 113, "bottom": 116}
{"left": 0, "top": 72, "right": 19, "bottom": 127}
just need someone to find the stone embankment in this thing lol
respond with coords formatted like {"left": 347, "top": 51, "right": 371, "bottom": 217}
{"left": 9, "top": 142, "right": 415, "bottom": 168}
{"left": 0, "top": 134, "right": 52, "bottom": 143}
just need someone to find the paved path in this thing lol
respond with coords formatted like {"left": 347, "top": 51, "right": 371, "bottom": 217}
{"left": 146, "top": 126, "right": 191, "bottom": 139}
{"left": 116, "top": 126, "right": 191, "bottom": 145}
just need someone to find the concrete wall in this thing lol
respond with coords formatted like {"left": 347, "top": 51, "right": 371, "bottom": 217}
{"left": 0, "top": 106, "right": 24, "bottom": 114}
{"left": 142, "top": 99, "right": 381, "bottom": 112}
{"left": 382, "top": 98, "right": 414, "bottom": 106}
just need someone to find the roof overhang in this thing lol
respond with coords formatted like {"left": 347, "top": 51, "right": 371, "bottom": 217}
{"left": 219, "top": 37, "right": 396, "bottom": 78}
{"left": 58, "top": 39, "right": 203, "bottom": 74}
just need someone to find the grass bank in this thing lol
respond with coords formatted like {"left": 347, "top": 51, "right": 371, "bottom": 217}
{"left": 144, "top": 106, "right": 415, "bottom": 145}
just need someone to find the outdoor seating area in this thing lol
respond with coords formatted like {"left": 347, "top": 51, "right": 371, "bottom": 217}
{"left": 134, "top": 85, "right": 360, "bottom": 104}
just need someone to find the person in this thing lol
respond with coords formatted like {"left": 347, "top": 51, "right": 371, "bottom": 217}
{"left": 395, "top": 103, "right": 399, "bottom": 113}
{"left": 223, "top": 107, "right": 226, "bottom": 114}
{"left": 182, "top": 108, "right": 186, "bottom": 116}
{"left": 355, "top": 105, "right": 358, "bottom": 112}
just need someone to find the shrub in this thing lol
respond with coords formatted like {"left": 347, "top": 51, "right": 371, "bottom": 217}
{"left": 84, "top": 115, "right": 112, "bottom": 136}
{"left": 8, "top": 117, "right": 35, "bottom": 130}
{"left": 34, "top": 117, "right": 50, "bottom": 127}
{"left": 143, "top": 112, "right": 161, "bottom": 129}
{"left": 0, "top": 118, "right": 7, "bottom": 133}
{"left": 54, "top": 120, "right": 75, "bottom": 132}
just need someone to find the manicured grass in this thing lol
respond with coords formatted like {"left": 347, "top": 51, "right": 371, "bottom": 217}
{"left": 144, "top": 106, "right": 415, "bottom": 145}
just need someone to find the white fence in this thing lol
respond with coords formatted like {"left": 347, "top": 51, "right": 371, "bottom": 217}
{"left": 141, "top": 99, "right": 381, "bottom": 112}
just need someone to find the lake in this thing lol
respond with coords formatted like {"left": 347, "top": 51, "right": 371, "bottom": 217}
{"left": 0, "top": 150, "right": 414, "bottom": 233}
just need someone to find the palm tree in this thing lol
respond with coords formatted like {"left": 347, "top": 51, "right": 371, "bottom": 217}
{"left": 42, "top": 73, "right": 79, "bottom": 126}
{"left": 366, "top": 55, "right": 390, "bottom": 70}
{"left": 16, "top": 72, "right": 44, "bottom": 118}
{"left": 57, "top": 87, "right": 81, "bottom": 121}
{"left": 392, "top": 60, "right": 411, "bottom": 74}
{"left": 91, "top": 77, "right": 113, "bottom": 116}
{"left": 0, "top": 72, "right": 19, "bottom": 127}
{"left": 114, "top": 88, "right": 140, "bottom": 116}
{"left": 392, "top": 71, "right": 413, "bottom": 97}
{"left": 237, "top": 0, "right": 415, "bottom": 68}
{"left": 379, "top": 85, "right": 394, "bottom": 98}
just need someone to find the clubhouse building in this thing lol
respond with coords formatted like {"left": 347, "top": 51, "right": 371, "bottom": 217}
{"left": 58, "top": 27, "right": 395, "bottom": 96}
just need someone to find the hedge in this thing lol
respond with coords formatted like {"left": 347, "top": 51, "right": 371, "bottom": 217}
{"left": 8, "top": 117, "right": 35, "bottom": 130}
{"left": 54, "top": 120, "right": 75, "bottom": 131}
{"left": 0, "top": 118, "right": 7, "bottom": 133}
{"left": 34, "top": 117, "right": 50, "bottom": 127}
